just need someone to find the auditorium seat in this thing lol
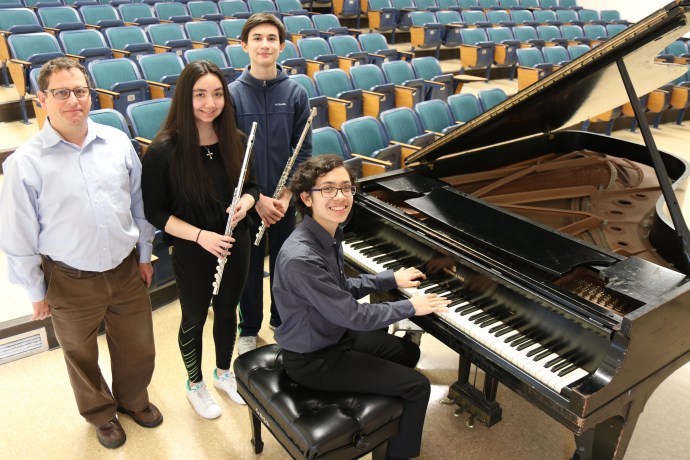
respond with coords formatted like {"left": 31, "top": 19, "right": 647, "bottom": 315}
{"left": 154, "top": 2, "right": 193, "bottom": 23}
{"left": 126, "top": 98, "right": 172, "bottom": 155}
{"left": 217, "top": 0, "right": 252, "bottom": 20}
{"left": 349, "top": 63, "right": 401, "bottom": 112}
{"left": 88, "top": 57, "right": 150, "bottom": 117}
{"left": 79, "top": 4, "right": 125, "bottom": 30}
{"left": 312, "top": 13, "right": 359, "bottom": 37}
{"left": 379, "top": 107, "right": 437, "bottom": 151}
{"left": 225, "top": 43, "right": 249, "bottom": 70}
{"left": 311, "top": 126, "right": 363, "bottom": 177}
{"left": 117, "top": 3, "right": 159, "bottom": 26}
{"left": 147, "top": 23, "right": 193, "bottom": 56}
{"left": 278, "top": 40, "right": 306, "bottom": 75}
{"left": 89, "top": 108, "right": 140, "bottom": 154}
{"left": 58, "top": 28, "right": 113, "bottom": 65}
{"left": 366, "top": 0, "right": 398, "bottom": 42}
{"left": 220, "top": 18, "right": 246, "bottom": 45}
{"left": 184, "top": 20, "right": 228, "bottom": 49}
{"left": 458, "top": 27, "right": 495, "bottom": 80}
{"left": 37, "top": 6, "right": 86, "bottom": 33}
{"left": 138, "top": 52, "right": 185, "bottom": 98}
{"left": 288, "top": 73, "right": 329, "bottom": 129}
{"left": 410, "top": 56, "right": 455, "bottom": 101}
{"left": 328, "top": 34, "right": 369, "bottom": 70}
{"left": 183, "top": 46, "right": 236, "bottom": 83}
{"left": 414, "top": 98, "right": 462, "bottom": 135}
{"left": 486, "top": 26, "right": 519, "bottom": 80}
{"left": 358, "top": 32, "right": 414, "bottom": 65}
{"left": 477, "top": 86, "right": 507, "bottom": 111}
{"left": 341, "top": 115, "right": 402, "bottom": 175}
{"left": 447, "top": 92, "right": 483, "bottom": 123}
{"left": 409, "top": 11, "right": 442, "bottom": 59}
{"left": 283, "top": 15, "right": 319, "bottom": 43}
{"left": 104, "top": 25, "right": 156, "bottom": 60}
{"left": 381, "top": 59, "right": 426, "bottom": 106}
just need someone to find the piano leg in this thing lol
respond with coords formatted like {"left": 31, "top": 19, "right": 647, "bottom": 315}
{"left": 572, "top": 397, "right": 645, "bottom": 460}
{"left": 447, "top": 354, "right": 503, "bottom": 428}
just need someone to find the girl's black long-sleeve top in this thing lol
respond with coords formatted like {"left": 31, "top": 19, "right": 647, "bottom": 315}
{"left": 141, "top": 137, "right": 261, "bottom": 244}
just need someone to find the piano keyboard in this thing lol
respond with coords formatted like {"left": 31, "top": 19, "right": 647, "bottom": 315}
{"left": 343, "top": 237, "right": 590, "bottom": 394}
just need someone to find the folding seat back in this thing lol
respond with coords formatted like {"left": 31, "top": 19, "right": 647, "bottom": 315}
{"left": 567, "top": 43, "right": 589, "bottom": 60}
{"left": 7, "top": 32, "right": 63, "bottom": 94}
{"left": 226, "top": 43, "right": 250, "bottom": 69}
{"left": 147, "top": 23, "right": 193, "bottom": 56}
{"left": 512, "top": 25, "right": 543, "bottom": 48}
{"left": 312, "top": 14, "right": 349, "bottom": 37}
{"left": 577, "top": 9, "right": 599, "bottom": 24}
{"left": 283, "top": 15, "right": 318, "bottom": 42}
{"left": 358, "top": 32, "right": 402, "bottom": 64}
{"left": 391, "top": 0, "right": 416, "bottom": 33}
{"left": 477, "top": 86, "right": 507, "bottom": 111}
{"left": 539, "top": 0, "right": 558, "bottom": 9}
{"left": 409, "top": 11, "right": 442, "bottom": 57}
{"left": 278, "top": 40, "right": 306, "bottom": 75}
{"left": 583, "top": 24, "right": 607, "bottom": 42}
{"left": 510, "top": 10, "right": 536, "bottom": 26}
{"left": 436, "top": 0, "right": 460, "bottom": 10}
{"left": 600, "top": 10, "right": 623, "bottom": 24}
{"left": 414, "top": 99, "right": 459, "bottom": 134}
{"left": 89, "top": 108, "right": 140, "bottom": 154}
{"left": 519, "top": 0, "right": 539, "bottom": 8}
{"left": 500, "top": 0, "right": 520, "bottom": 9}
{"left": 0, "top": 8, "right": 43, "bottom": 35}
{"left": 187, "top": 1, "right": 223, "bottom": 21}
{"left": 88, "top": 57, "right": 150, "bottom": 116}
{"left": 329, "top": 35, "right": 368, "bottom": 67}
{"left": 288, "top": 73, "right": 328, "bottom": 129}
{"left": 447, "top": 92, "right": 482, "bottom": 123}
{"left": 312, "top": 126, "right": 352, "bottom": 158}
{"left": 184, "top": 20, "right": 227, "bottom": 49}
{"left": 459, "top": 27, "right": 495, "bottom": 79}
{"left": 457, "top": 0, "right": 479, "bottom": 9}
{"left": 340, "top": 115, "right": 401, "bottom": 171}
{"left": 533, "top": 9, "right": 559, "bottom": 25}
{"left": 37, "top": 6, "right": 85, "bottom": 32}
{"left": 542, "top": 44, "right": 568, "bottom": 65}
{"left": 297, "top": 36, "right": 338, "bottom": 70}
{"left": 516, "top": 48, "right": 554, "bottom": 90}
{"left": 24, "top": 0, "right": 62, "bottom": 8}
{"left": 461, "top": 10, "right": 489, "bottom": 28}
{"left": 381, "top": 59, "right": 424, "bottom": 105}
{"left": 556, "top": 9, "right": 580, "bottom": 25}
{"left": 332, "top": 0, "right": 362, "bottom": 29}
{"left": 126, "top": 98, "right": 172, "bottom": 151}
{"left": 436, "top": 10, "right": 463, "bottom": 48}
{"left": 275, "top": 0, "right": 308, "bottom": 17}
{"left": 218, "top": 0, "right": 252, "bottom": 19}
{"left": 138, "top": 52, "right": 185, "bottom": 98}
{"left": 415, "top": 0, "right": 438, "bottom": 11}
{"left": 183, "top": 46, "right": 236, "bottom": 83}
{"left": 0, "top": 0, "right": 25, "bottom": 7}
{"left": 410, "top": 56, "right": 453, "bottom": 101}
{"left": 247, "top": 0, "right": 279, "bottom": 16}
{"left": 80, "top": 5, "right": 125, "bottom": 29}
{"left": 118, "top": 3, "right": 159, "bottom": 26}
{"left": 58, "top": 29, "right": 113, "bottom": 65}
{"left": 560, "top": 24, "right": 584, "bottom": 43}
{"left": 606, "top": 23, "right": 627, "bottom": 37}
{"left": 367, "top": 0, "right": 398, "bottom": 37}
{"left": 154, "top": 2, "right": 192, "bottom": 23}
{"left": 349, "top": 64, "right": 395, "bottom": 112}
{"left": 486, "top": 26, "right": 519, "bottom": 78}
{"left": 313, "top": 68, "right": 361, "bottom": 112}
{"left": 486, "top": 9, "right": 512, "bottom": 27}
{"left": 558, "top": 0, "right": 578, "bottom": 8}
{"left": 478, "top": 0, "right": 499, "bottom": 9}
{"left": 105, "top": 25, "right": 155, "bottom": 59}
{"left": 379, "top": 107, "right": 436, "bottom": 147}
{"left": 220, "top": 18, "right": 246, "bottom": 44}
{"left": 536, "top": 24, "right": 567, "bottom": 47}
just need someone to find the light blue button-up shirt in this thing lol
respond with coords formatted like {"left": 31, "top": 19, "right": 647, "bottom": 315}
{"left": 0, "top": 119, "right": 156, "bottom": 302}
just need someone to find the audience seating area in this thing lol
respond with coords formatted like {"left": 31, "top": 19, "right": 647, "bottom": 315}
{"left": 3, "top": 0, "right": 690, "bottom": 180}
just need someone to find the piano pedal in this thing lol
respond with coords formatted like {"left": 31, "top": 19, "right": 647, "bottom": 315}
{"left": 452, "top": 407, "right": 464, "bottom": 416}
{"left": 448, "top": 382, "right": 503, "bottom": 428}
{"left": 439, "top": 398, "right": 456, "bottom": 406}
{"left": 466, "top": 415, "right": 475, "bottom": 428}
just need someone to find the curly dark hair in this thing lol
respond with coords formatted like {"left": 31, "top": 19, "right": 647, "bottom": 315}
{"left": 289, "top": 154, "right": 356, "bottom": 216}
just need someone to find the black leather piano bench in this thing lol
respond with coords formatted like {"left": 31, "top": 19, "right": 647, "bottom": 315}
{"left": 233, "top": 344, "right": 404, "bottom": 460}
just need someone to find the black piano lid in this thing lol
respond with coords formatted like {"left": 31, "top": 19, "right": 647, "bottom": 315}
{"left": 406, "top": 187, "right": 618, "bottom": 277}
{"left": 407, "top": 0, "right": 690, "bottom": 166}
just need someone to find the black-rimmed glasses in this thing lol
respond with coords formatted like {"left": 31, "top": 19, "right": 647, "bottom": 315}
{"left": 310, "top": 185, "right": 357, "bottom": 198}
{"left": 44, "top": 87, "right": 90, "bottom": 100}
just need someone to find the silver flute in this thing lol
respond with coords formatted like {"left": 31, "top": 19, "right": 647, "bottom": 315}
{"left": 212, "top": 121, "right": 258, "bottom": 296}
{"left": 254, "top": 107, "right": 317, "bottom": 246}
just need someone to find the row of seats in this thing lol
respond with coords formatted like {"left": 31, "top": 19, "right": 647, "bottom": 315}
{"left": 310, "top": 87, "right": 506, "bottom": 176}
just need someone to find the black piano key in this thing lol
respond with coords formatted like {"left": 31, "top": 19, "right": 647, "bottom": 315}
{"left": 479, "top": 318, "right": 500, "bottom": 328}
{"left": 503, "top": 332, "right": 522, "bottom": 343}
{"left": 459, "top": 306, "right": 480, "bottom": 316}
{"left": 544, "top": 356, "right": 563, "bottom": 368}
{"left": 494, "top": 326, "right": 514, "bottom": 337}
{"left": 532, "top": 349, "right": 553, "bottom": 361}
{"left": 557, "top": 364, "right": 579, "bottom": 377}
{"left": 468, "top": 311, "right": 490, "bottom": 322}
{"left": 516, "top": 339, "right": 536, "bottom": 351}
{"left": 526, "top": 346, "right": 546, "bottom": 357}
{"left": 551, "top": 360, "right": 572, "bottom": 373}
{"left": 449, "top": 298, "right": 468, "bottom": 308}
{"left": 509, "top": 334, "right": 529, "bottom": 346}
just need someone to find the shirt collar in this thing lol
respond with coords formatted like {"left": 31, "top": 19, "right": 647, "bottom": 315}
{"left": 302, "top": 214, "right": 344, "bottom": 249}
{"left": 41, "top": 118, "right": 104, "bottom": 150}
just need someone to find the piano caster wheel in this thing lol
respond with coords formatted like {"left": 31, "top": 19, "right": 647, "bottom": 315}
{"left": 466, "top": 415, "right": 475, "bottom": 428}
{"left": 440, "top": 398, "right": 455, "bottom": 406}
{"left": 452, "top": 408, "right": 464, "bottom": 417}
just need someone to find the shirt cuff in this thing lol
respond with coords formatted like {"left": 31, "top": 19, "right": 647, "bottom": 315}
{"left": 28, "top": 283, "right": 47, "bottom": 304}
{"left": 379, "top": 269, "right": 399, "bottom": 291}
{"left": 137, "top": 243, "right": 153, "bottom": 263}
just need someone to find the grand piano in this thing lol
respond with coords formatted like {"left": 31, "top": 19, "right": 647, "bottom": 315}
{"left": 342, "top": 2, "right": 690, "bottom": 459}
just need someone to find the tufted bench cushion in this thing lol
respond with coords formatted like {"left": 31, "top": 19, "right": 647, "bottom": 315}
{"left": 233, "top": 344, "right": 404, "bottom": 460}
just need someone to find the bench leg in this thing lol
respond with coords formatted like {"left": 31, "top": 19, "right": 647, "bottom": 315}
{"left": 371, "top": 441, "right": 389, "bottom": 460}
{"left": 248, "top": 407, "right": 264, "bottom": 454}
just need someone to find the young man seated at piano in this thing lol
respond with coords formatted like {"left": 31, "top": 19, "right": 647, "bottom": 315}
{"left": 272, "top": 154, "right": 451, "bottom": 460}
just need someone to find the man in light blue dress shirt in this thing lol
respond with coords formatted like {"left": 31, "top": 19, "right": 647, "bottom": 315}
{"left": 0, "top": 58, "right": 162, "bottom": 449}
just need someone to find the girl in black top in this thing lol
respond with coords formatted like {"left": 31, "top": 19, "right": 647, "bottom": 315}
{"left": 141, "top": 61, "right": 260, "bottom": 419}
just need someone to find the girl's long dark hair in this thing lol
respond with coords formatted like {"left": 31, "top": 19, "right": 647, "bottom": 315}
{"left": 153, "top": 60, "right": 244, "bottom": 204}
